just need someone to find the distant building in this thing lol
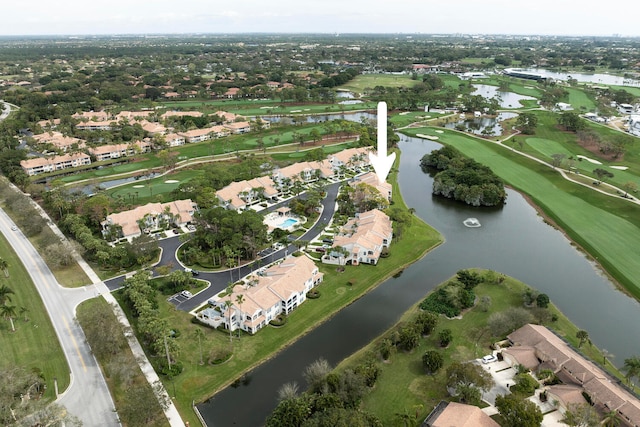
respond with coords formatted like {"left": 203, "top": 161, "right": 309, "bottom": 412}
{"left": 20, "top": 152, "right": 91, "bottom": 176}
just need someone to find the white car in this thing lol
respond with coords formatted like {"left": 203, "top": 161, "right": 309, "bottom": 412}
{"left": 481, "top": 354, "right": 497, "bottom": 364}
{"left": 180, "top": 290, "right": 192, "bottom": 298}
{"left": 11, "top": 225, "right": 18, "bottom": 231}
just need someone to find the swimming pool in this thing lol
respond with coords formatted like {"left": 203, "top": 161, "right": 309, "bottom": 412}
{"left": 277, "top": 218, "right": 299, "bottom": 229}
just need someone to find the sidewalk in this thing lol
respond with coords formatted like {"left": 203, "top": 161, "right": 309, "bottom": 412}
{"left": 23, "top": 187, "right": 186, "bottom": 427}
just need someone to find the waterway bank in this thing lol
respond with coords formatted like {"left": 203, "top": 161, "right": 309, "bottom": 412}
{"left": 197, "top": 137, "right": 640, "bottom": 426}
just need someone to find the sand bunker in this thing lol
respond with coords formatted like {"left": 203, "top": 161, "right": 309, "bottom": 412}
{"left": 416, "top": 134, "right": 439, "bottom": 140}
{"left": 132, "top": 185, "right": 145, "bottom": 188}
{"left": 610, "top": 165, "right": 629, "bottom": 170}
{"left": 576, "top": 155, "right": 602, "bottom": 165}
{"left": 435, "top": 130, "right": 444, "bottom": 134}
{"left": 165, "top": 180, "right": 179, "bottom": 184}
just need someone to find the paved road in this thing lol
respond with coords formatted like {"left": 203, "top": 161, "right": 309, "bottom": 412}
{"left": 0, "top": 208, "right": 120, "bottom": 426}
{"left": 105, "top": 181, "right": 342, "bottom": 313}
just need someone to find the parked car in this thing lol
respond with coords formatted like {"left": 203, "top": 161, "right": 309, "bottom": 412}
{"left": 322, "top": 238, "right": 334, "bottom": 244}
{"left": 481, "top": 354, "right": 497, "bottom": 364}
{"left": 184, "top": 268, "right": 199, "bottom": 276}
{"left": 180, "top": 290, "right": 192, "bottom": 298}
{"left": 315, "top": 247, "right": 326, "bottom": 253}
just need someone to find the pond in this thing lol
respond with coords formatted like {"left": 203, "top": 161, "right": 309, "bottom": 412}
{"left": 472, "top": 84, "right": 537, "bottom": 108}
{"left": 197, "top": 136, "right": 640, "bottom": 426}
{"left": 515, "top": 68, "right": 640, "bottom": 87}
{"left": 442, "top": 111, "right": 518, "bottom": 136}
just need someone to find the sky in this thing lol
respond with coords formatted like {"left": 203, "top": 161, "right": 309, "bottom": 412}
{"left": 2, "top": 0, "right": 637, "bottom": 37}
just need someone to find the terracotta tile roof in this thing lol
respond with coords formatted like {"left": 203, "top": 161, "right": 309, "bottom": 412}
{"left": 102, "top": 199, "right": 196, "bottom": 238}
{"left": 427, "top": 401, "right": 500, "bottom": 427}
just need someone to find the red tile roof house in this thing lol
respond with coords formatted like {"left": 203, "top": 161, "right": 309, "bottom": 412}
{"left": 101, "top": 199, "right": 197, "bottom": 241}
{"left": 422, "top": 401, "right": 499, "bottom": 427}
{"left": 88, "top": 141, "right": 151, "bottom": 162}
{"left": 164, "top": 133, "right": 186, "bottom": 147}
{"left": 504, "top": 324, "right": 640, "bottom": 426}
{"left": 200, "top": 256, "right": 323, "bottom": 334}
{"left": 324, "top": 209, "right": 393, "bottom": 266}
{"left": 272, "top": 161, "right": 333, "bottom": 189}
{"left": 224, "top": 87, "right": 241, "bottom": 99}
{"left": 215, "top": 176, "right": 279, "bottom": 211}
{"left": 20, "top": 153, "right": 91, "bottom": 176}
{"left": 223, "top": 121, "right": 251, "bottom": 134}
{"left": 31, "top": 131, "right": 85, "bottom": 152}
{"left": 75, "top": 120, "right": 115, "bottom": 131}
{"left": 328, "top": 147, "right": 371, "bottom": 175}
{"left": 349, "top": 171, "right": 393, "bottom": 201}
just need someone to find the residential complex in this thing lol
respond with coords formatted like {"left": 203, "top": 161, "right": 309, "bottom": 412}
{"left": 324, "top": 208, "right": 393, "bottom": 266}
{"left": 505, "top": 324, "right": 640, "bottom": 426}
{"left": 101, "top": 199, "right": 197, "bottom": 240}
{"left": 198, "top": 256, "right": 323, "bottom": 334}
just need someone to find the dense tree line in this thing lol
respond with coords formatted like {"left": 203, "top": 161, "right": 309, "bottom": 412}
{"left": 420, "top": 146, "right": 506, "bottom": 207}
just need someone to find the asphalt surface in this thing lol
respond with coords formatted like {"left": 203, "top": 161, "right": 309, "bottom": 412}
{"left": 104, "top": 181, "right": 342, "bottom": 313}
{"left": 0, "top": 208, "right": 120, "bottom": 426}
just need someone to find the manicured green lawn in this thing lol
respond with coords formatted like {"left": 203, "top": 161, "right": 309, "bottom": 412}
{"left": 227, "top": 102, "right": 377, "bottom": 116}
{"left": 337, "top": 271, "right": 626, "bottom": 426}
{"left": 564, "top": 87, "right": 597, "bottom": 111}
{"left": 338, "top": 74, "right": 421, "bottom": 92}
{"left": 403, "top": 126, "right": 640, "bottom": 298}
{"left": 117, "top": 152, "right": 443, "bottom": 425}
{"left": 390, "top": 111, "right": 443, "bottom": 128}
{"left": 0, "top": 234, "right": 69, "bottom": 400}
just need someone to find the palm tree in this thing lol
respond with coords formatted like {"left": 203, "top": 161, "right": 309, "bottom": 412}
{"left": 0, "top": 284, "right": 14, "bottom": 305}
{"left": 0, "top": 258, "right": 9, "bottom": 278}
{"left": 603, "top": 409, "right": 621, "bottom": 427}
{"left": 193, "top": 328, "right": 205, "bottom": 365}
{"left": 19, "top": 306, "right": 28, "bottom": 322}
{"left": 235, "top": 294, "right": 245, "bottom": 338}
{"left": 623, "top": 356, "right": 640, "bottom": 387}
{"left": 576, "top": 330, "right": 589, "bottom": 348}
{"left": 1, "top": 304, "right": 17, "bottom": 332}
{"left": 223, "top": 300, "right": 234, "bottom": 342}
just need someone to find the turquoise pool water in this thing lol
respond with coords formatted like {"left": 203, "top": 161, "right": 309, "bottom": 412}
{"left": 277, "top": 218, "right": 299, "bottom": 228}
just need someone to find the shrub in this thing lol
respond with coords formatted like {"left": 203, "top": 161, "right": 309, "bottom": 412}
{"left": 270, "top": 314, "right": 288, "bottom": 327}
{"left": 209, "top": 347, "right": 233, "bottom": 365}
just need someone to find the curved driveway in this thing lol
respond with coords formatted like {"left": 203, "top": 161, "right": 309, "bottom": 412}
{"left": 105, "top": 180, "right": 342, "bottom": 313}
{"left": 0, "top": 208, "right": 120, "bottom": 426}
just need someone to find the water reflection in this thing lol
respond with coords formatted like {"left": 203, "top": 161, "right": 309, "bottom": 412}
{"left": 443, "top": 111, "right": 518, "bottom": 136}
{"left": 472, "top": 84, "right": 536, "bottom": 108}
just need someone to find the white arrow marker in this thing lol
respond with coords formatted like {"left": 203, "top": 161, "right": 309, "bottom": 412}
{"left": 369, "top": 101, "right": 396, "bottom": 184}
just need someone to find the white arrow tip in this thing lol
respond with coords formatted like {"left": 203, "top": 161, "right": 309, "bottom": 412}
{"left": 369, "top": 151, "right": 396, "bottom": 184}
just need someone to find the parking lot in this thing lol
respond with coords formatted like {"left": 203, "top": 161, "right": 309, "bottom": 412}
{"left": 167, "top": 290, "right": 192, "bottom": 305}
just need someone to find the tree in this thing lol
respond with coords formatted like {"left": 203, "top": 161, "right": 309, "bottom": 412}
{"left": 422, "top": 350, "right": 444, "bottom": 375}
{"left": 0, "top": 284, "right": 14, "bottom": 305}
{"left": 602, "top": 409, "right": 621, "bottom": 427}
{"left": 488, "top": 307, "right": 534, "bottom": 337}
{"left": 398, "top": 325, "right": 420, "bottom": 351}
{"left": 224, "top": 299, "right": 234, "bottom": 342}
{"left": 550, "top": 153, "right": 566, "bottom": 169}
{"left": 303, "top": 358, "right": 332, "bottom": 394}
{"left": 1, "top": 303, "right": 17, "bottom": 332}
{"left": 536, "top": 293, "right": 550, "bottom": 308}
{"left": 439, "top": 328, "right": 453, "bottom": 347}
{"left": 194, "top": 328, "right": 205, "bottom": 365}
{"left": 623, "top": 356, "right": 640, "bottom": 387}
{"left": 593, "top": 168, "right": 614, "bottom": 184}
{"left": 445, "top": 362, "right": 494, "bottom": 404}
{"left": 265, "top": 394, "right": 313, "bottom": 427}
{"left": 622, "top": 181, "right": 637, "bottom": 198}
{"left": 558, "top": 111, "right": 585, "bottom": 132}
{"left": 576, "top": 330, "right": 590, "bottom": 348}
{"left": 235, "top": 294, "right": 245, "bottom": 337}
{"left": 562, "top": 403, "right": 601, "bottom": 427}
{"left": 0, "top": 258, "right": 8, "bottom": 278}
{"left": 277, "top": 382, "right": 299, "bottom": 402}
{"left": 515, "top": 112, "right": 538, "bottom": 134}
{"left": 495, "top": 394, "right": 543, "bottom": 427}
{"left": 414, "top": 310, "right": 439, "bottom": 336}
